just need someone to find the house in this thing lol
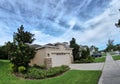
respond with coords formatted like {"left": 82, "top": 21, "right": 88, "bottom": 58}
{"left": 30, "top": 42, "right": 73, "bottom": 68}
{"left": 90, "top": 46, "right": 96, "bottom": 56}
{"left": 79, "top": 45, "right": 90, "bottom": 57}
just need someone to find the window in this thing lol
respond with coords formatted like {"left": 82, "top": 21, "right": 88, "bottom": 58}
{"left": 48, "top": 53, "right": 50, "bottom": 57}
{"left": 51, "top": 52, "right": 70, "bottom": 55}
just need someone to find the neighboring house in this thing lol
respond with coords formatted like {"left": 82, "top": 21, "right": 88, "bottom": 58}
{"left": 78, "top": 45, "right": 82, "bottom": 57}
{"left": 30, "top": 42, "right": 73, "bottom": 68}
{"left": 79, "top": 45, "right": 90, "bottom": 57}
{"left": 112, "top": 51, "right": 120, "bottom": 55}
{"left": 90, "top": 46, "right": 96, "bottom": 56}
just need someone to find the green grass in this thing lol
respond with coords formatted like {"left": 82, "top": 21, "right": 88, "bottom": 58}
{"left": 102, "top": 53, "right": 107, "bottom": 57}
{"left": 94, "top": 57, "right": 106, "bottom": 63}
{"left": 112, "top": 55, "right": 120, "bottom": 60}
{"left": 0, "top": 60, "right": 101, "bottom": 84}
{"left": 110, "top": 52, "right": 115, "bottom": 55}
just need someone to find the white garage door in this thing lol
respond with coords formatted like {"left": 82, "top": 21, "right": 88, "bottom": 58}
{"left": 51, "top": 55, "right": 71, "bottom": 67}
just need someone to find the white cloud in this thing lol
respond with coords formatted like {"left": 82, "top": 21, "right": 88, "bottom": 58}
{"left": 57, "top": 0, "right": 120, "bottom": 49}
{"left": 0, "top": 22, "right": 13, "bottom": 45}
{"left": 0, "top": 0, "right": 120, "bottom": 50}
{"left": 31, "top": 30, "right": 67, "bottom": 45}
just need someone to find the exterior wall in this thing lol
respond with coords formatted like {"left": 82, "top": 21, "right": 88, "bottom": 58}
{"left": 30, "top": 48, "right": 46, "bottom": 66}
{"left": 50, "top": 52, "right": 72, "bottom": 67}
{"left": 45, "top": 45, "right": 73, "bottom": 67}
{"left": 90, "top": 48, "right": 96, "bottom": 56}
{"left": 30, "top": 44, "right": 73, "bottom": 68}
{"left": 44, "top": 57, "right": 52, "bottom": 68}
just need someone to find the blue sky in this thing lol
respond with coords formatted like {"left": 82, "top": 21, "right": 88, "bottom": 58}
{"left": 0, "top": 0, "right": 120, "bottom": 50}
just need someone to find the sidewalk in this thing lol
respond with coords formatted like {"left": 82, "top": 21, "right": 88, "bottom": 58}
{"left": 98, "top": 54, "right": 120, "bottom": 84}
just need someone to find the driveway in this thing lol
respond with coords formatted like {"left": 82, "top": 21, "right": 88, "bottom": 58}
{"left": 69, "top": 62, "right": 104, "bottom": 70}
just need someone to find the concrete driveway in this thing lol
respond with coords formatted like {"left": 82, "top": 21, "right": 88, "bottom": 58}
{"left": 69, "top": 62, "right": 104, "bottom": 70}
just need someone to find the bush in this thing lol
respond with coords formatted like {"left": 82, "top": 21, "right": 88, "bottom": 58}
{"left": 25, "top": 65, "right": 70, "bottom": 79}
{"left": 33, "top": 64, "right": 46, "bottom": 69}
{"left": 18, "top": 66, "right": 26, "bottom": 73}
{"left": 26, "top": 68, "right": 46, "bottom": 79}
{"left": 46, "top": 67, "right": 61, "bottom": 77}
{"left": 74, "top": 56, "right": 94, "bottom": 63}
{"left": 60, "top": 65, "right": 70, "bottom": 72}
{"left": 46, "top": 65, "right": 70, "bottom": 77}
{"left": 9, "top": 64, "right": 18, "bottom": 72}
{"left": 87, "top": 56, "right": 94, "bottom": 62}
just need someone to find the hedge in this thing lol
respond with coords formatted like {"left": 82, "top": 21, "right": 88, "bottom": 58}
{"left": 25, "top": 65, "right": 70, "bottom": 79}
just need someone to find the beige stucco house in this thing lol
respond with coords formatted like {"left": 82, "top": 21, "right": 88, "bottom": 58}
{"left": 30, "top": 42, "right": 73, "bottom": 68}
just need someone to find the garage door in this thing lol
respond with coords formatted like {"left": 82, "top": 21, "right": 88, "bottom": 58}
{"left": 51, "top": 54, "right": 71, "bottom": 67}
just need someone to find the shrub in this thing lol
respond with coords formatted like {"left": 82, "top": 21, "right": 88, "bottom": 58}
{"left": 25, "top": 65, "right": 70, "bottom": 79}
{"left": 87, "top": 56, "right": 94, "bottom": 62}
{"left": 46, "top": 67, "right": 61, "bottom": 77}
{"left": 9, "top": 64, "right": 18, "bottom": 72}
{"left": 60, "top": 65, "right": 70, "bottom": 72}
{"left": 74, "top": 56, "right": 94, "bottom": 63}
{"left": 18, "top": 66, "right": 26, "bottom": 73}
{"left": 81, "top": 47, "right": 90, "bottom": 59}
{"left": 46, "top": 65, "right": 70, "bottom": 77}
{"left": 33, "top": 64, "right": 46, "bottom": 69}
{"left": 26, "top": 68, "right": 46, "bottom": 79}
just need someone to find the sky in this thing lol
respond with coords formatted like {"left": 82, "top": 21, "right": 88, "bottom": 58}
{"left": 0, "top": 0, "right": 120, "bottom": 50}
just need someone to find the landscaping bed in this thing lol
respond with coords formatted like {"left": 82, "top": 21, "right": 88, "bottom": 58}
{"left": 9, "top": 63, "right": 70, "bottom": 79}
{"left": 24, "top": 65, "right": 70, "bottom": 79}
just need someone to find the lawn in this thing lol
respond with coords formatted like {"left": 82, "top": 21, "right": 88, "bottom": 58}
{"left": 102, "top": 53, "right": 107, "bottom": 57}
{"left": 94, "top": 57, "right": 106, "bottom": 63}
{"left": 110, "top": 52, "right": 116, "bottom": 55}
{"left": 112, "top": 55, "right": 120, "bottom": 60}
{"left": 0, "top": 60, "right": 101, "bottom": 84}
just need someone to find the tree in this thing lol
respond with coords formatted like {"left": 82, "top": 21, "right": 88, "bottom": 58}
{"left": 115, "top": 19, "right": 120, "bottom": 27}
{"left": 106, "top": 39, "right": 114, "bottom": 52}
{"left": 112, "top": 44, "right": 120, "bottom": 54}
{"left": 70, "top": 38, "right": 80, "bottom": 61}
{"left": 90, "top": 45, "right": 98, "bottom": 52}
{"left": 115, "top": 9, "right": 120, "bottom": 27}
{"left": 0, "top": 41, "right": 16, "bottom": 60}
{"left": 5, "top": 41, "right": 15, "bottom": 59}
{"left": 81, "top": 46, "right": 90, "bottom": 59}
{"left": 10, "top": 43, "right": 35, "bottom": 71}
{"left": 13, "top": 25, "right": 35, "bottom": 44}
{"left": 0, "top": 45, "right": 8, "bottom": 59}
{"left": 9, "top": 25, "right": 35, "bottom": 72}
